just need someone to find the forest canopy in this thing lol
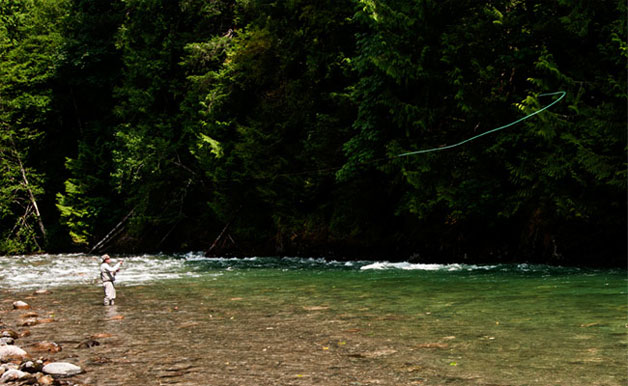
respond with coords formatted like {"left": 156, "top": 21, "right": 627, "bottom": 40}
{"left": 0, "top": 0, "right": 625, "bottom": 266}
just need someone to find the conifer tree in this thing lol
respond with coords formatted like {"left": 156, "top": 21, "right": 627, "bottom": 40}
{"left": 0, "top": 0, "right": 67, "bottom": 253}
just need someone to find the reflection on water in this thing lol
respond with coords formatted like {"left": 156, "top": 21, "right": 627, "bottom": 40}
{"left": 104, "top": 305, "right": 119, "bottom": 320}
{"left": 0, "top": 254, "right": 626, "bottom": 385}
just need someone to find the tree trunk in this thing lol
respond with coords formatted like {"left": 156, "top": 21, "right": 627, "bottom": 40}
{"left": 11, "top": 140, "right": 46, "bottom": 240}
{"left": 89, "top": 208, "right": 135, "bottom": 254}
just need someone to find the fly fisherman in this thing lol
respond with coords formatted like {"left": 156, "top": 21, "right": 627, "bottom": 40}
{"left": 100, "top": 254, "right": 123, "bottom": 305}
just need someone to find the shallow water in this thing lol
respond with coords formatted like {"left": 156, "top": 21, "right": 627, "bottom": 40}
{"left": 0, "top": 254, "right": 626, "bottom": 385}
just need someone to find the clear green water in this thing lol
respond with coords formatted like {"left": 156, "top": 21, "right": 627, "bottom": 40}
{"left": 1, "top": 255, "right": 626, "bottom": 385}
{"left": 184, "top": 262, "right": 628, "bottom": 384}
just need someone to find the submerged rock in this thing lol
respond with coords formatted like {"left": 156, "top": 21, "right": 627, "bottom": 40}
{"left": 42, "top": 362, "right": 83, "bottom": 376}
{"left": 0, "top": 345, "right": 28, "bottom": 361}
{"left": 19, "top": 312, "right": 38, "bottom": 319}
{"left": 416, "top": 342, "right": 449, "bottom": 349}
{"left": 36, "top": 318, "right": 55, "bottom": 325}
{"left": 90, "top": 333, "right": 113, "bottom": 339}
{"left": 77, "top": 339, "right": 100, "bottom": 349}
{"left": 12, "top": 301, "right": 30, "bottom": 310}
{"left": 302, "top": 306, "right": 329, "bottom": 311}
{"left": 20, "top": 318, "right": 38, "bottom": 327}
{"left": 0, "top": 330, "right": 18, "bottom": 339}
{"left": 30, "top": 341, "right": 61, "bottom": 353}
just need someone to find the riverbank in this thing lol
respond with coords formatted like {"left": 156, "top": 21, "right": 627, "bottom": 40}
{"left": 1, "top": 294, "right": 85, "bottom": 385}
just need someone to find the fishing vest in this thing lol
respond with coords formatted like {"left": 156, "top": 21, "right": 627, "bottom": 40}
{"left": 100, "top": 263, "right": 117, "bottom": 283}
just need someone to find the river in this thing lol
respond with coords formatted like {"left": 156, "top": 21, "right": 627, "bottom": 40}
{"left": 0, "top": 253, "right": 626, "bottom": 385}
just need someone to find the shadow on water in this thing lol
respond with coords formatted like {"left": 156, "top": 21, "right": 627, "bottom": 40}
{"left": 0, "top": 254, "right": 626, "bottom": 385}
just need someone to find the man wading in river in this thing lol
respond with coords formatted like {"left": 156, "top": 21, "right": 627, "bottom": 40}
{"left": 100, "top": 254, "right": 123, "bottom": 306}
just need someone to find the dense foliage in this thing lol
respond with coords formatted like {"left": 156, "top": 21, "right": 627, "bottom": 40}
{"left": 0, "top": 0, "right": 625, "bottom": 266}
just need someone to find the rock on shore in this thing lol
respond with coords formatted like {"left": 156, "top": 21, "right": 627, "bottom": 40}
{"left": 42, "top": 362, "right": 84, "bottom": 376}
{"left": 0, "top": 345, "right": 28, "bottom": 361}
{"left": 1, "top": 298, "right": 85, "bottom": 385}
{"left": 0, "top": 364, "right": 55, "bottom": 385}
{"left": 0, "top": 368, "right": 30, "bottom": 383}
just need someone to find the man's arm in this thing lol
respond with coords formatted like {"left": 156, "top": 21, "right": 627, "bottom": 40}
{"left": 102, "top": 261, "right": 122, "bottom": 273}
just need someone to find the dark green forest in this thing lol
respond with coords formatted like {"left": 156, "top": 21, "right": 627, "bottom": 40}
{"left": 0, "top": 0, "right": 625, "bottom": 266}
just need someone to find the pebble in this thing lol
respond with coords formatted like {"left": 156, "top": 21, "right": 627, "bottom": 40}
{"left": 42, "top": 362, "right": 83, "bottom": 376}
{"left": 0, "top": 330, "right": 18, "bottom": 339}
{"left": 0, "top": 369, "right": 29, "bottom": 383}
{"left": 20, "top": 360, "right": 44, "bottom": 373}
{"left": 30, "top": 341, "right": 62, "bottom": 353}
{"left": 20, "top": 318, "right": 38, "bottom": 327}
{"left": 77, "top": 339, "right": 100, "bottom": 349}
{"left": 90, "top": 333, "right": 112, "bottom": 339}
{"left": 0, "top": 363, "right": 17, "bottom": 376}
{"left": 0, "top": 345, "right": 28, "bottom": 361}
{"left": 36, "top": 373, "right": 55, "bottom": 385}
{"left": 3, "top": 298, "right": 92, "bottom": 384}
{"left": 0, "top": 337, "right": 14, "bottom": 346}
{"left": 12, "top": 301, "right": 30, "bottom": 310}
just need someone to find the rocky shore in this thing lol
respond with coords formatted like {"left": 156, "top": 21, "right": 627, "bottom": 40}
{"left": 1, "top": 296, "right": 86, "bottom": 386}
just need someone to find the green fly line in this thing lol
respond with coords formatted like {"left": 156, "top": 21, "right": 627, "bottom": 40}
{"left": 396, "top": 91, "right": 566, "bottom": 157}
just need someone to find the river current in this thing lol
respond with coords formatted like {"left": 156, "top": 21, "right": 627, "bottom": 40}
{"left": 0, "top": 253, "right": 626, "bottom": 385}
